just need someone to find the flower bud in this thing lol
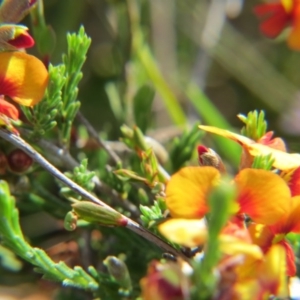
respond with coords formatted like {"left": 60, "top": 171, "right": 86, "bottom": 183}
{"left": 104, "top": 256, "right": 132, "bottom": 293}
{"left": 197, "top": 145, "right": 226, "bottom": 173}
{"left": 7, "top": 149, "right": 33, "bottom": 173}
{"left": 72, "top": 201, "right": 128, "bottom": 227}
{"left": 64, "top": 211, "right": 78, "bottom": 231}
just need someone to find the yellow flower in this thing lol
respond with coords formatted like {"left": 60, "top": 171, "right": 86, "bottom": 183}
{"left": 0, "top": 51, "right": 48, "bottom": 106}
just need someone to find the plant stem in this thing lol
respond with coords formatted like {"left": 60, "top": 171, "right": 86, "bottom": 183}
{"left": 0, "top": 129, "right": 188, "bottom": 261}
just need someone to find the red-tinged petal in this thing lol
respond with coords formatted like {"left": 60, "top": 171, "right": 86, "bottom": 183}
{"left": 165, "top": 166, "right": 220, "bottom": 218}
{"left": 279, "top": 240, "right": 296, "bottom": 276}
{"left": 286, "top": 167, "right": 300, "bottom": 196}
{"left": 199, "top": 125, "right": 300, "bottom": 171}
{"left": 235, "top": 169, "right": 291, "bottom": 225}
{"left": 288, "top": 4, "right": 300, "bottom": 49}
{"left": 254, "top": 3, "right": 290, "bottom": 37}
{"left": 159, "top": 219, "right": 207, "bottom": 248}
{"left": 271, "top": 196, "right": 300, "bottom": 233}
{"left": 248, "top": 223, "right": 274, "bottom": 252}
{"left": 258, "top": 132, "right": 287, "bottom": 152}
{"left": 259, "top": 11, "right": 290, "bottom": 38}
{"left": 8, "top": 29, "right": 34, "bottom": 48}
{"left": 258, "top": 244, "right": 288, "bottom": 297}
{"left": 0, "top": 98, "right": 19, "bottom": 120}
{"left": 140, "top": 261, "right": 189, "bottom": 300}
{"left": 254, "top": 3, "right": 285, "bottom": 17}
{"left": 0, "top": 52, "right": 48, "bottom": 106}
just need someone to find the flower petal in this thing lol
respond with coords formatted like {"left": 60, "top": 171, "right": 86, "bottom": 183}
{"left": 166, "top": 166, "right": 220, "bottom": 218}
{"left": 279, "top": 240, "right": 296, "bottom": 276}
{"left": 271, "top": 196, "right": 300, "bottom": 233}
{"left": 255, "top": 3, "right": 290, "bottom": 37}
{"left": 199, "top": 125, "right": 300, "bottom": 171}
{"left": 258, "top": 244, "right": 288, "bottom": 297}
{"left": 0, "top": 0, "right": 37, "bottom": 23}
{"left": 288, "top": 5, "right": 300, "bottom": 50}
{"left": 0, "top": 52, "right": 48, "bottom": 106}
{"left": 248, "top": 223, "right": 274, "bottom": 253}
{"left": 235, "top": 169, "right": 291, "bottom": 225}
{"left": 159, "top": 218, "right": 207, "bottom": 248}
{"left": 285, "top": 167, "right": 300, "bottom": 196}
{"left": 0, "top": 97, "right": 19, "bottom": 120}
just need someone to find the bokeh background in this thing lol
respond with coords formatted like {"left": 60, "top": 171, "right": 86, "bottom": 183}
{"left": 34, "top": 0, "right": 300, "bottom": 145}
{"left": 2, "top": 0, "right": 300, "bottom": 299}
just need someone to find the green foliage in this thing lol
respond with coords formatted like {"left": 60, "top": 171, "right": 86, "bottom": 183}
{"left": 0, "top": 180, "right": 99, "bottom": 291}
{"left": 133, "top": 85, "right": 155, "bottom": 132}
{"left": 30, "top": 0, "right": 56, "bottom": 59}
{"left": 192, "top": 176, "right": 236, "bottom": 299}
{"left": 140, "top": 199, "right": 166, "bottom": 228}
{"left": 59, "top": 26, "right": 91, "bottom": 146}
{"left": 60, "top": 159, "right": 95, "bottom": 199}
{"left": 169, "top": 123, "right": 202, "bottom": 171}
{"left": 238, "top": 110, "right": 268, "bottom": 141}
{"left": 251, "top": 154, "right": 275, "bottom": 170}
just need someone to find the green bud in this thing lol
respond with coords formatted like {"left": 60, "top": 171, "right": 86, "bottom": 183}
{"left": 72, "top": 201, "right": 128, "bottom": 227}
{"left": 133, "top": 126, "right": 148, "bottom": 151}
{"left": 103, "top": 256, "right": 132, "bottom": 293}
{"left": 120, "top": 125, "right": 134, "bottom": 139}
{"left": 114, "top": 169, "right": 148, "bottom": 184}
{"left": 64, "top": 211, "right": 78, "bottom": 231}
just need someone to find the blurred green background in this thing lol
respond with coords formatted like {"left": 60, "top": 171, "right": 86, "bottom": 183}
{"left": 26, "top": 0, "right": 300, "bottom": 148}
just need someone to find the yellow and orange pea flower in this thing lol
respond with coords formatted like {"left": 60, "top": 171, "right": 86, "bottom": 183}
{"left": 0, "top": 51, "right": 48, "bottom": 121}
{"left": 254, "top": 0, "right": 300, "bottom": 50}
{"left": 156, "top": 125, "right": 300, "bottom": 298}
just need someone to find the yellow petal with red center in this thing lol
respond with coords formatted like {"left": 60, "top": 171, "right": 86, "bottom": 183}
{"left": 271, "top": 196, "right": 300, "bottom": 234}
{"left": 199, "top": 125, "right": 300, "bottom": 171}
{"left": 159, "top": 218, "right": 207, "bottom": 247}
{"left": 258, "top": 244, "right": 288, "bottom": 297}
{"left": 0, "top": 52, "right": 48, "bottom": 106}
{"left": 235, "top": 169, "right": 291, "bottom": 225}
{"left": 166, "top": 166, "right": 220, "bottom": 218}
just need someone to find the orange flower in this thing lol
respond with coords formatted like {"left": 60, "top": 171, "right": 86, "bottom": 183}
{"left": 199, "top": 125, "right": 300, "bottom": 171}
{"left": 249, "top": 195, "right": 300, "bottom": 276}
{"left": 234, "top": 244, "right": 288, "bottom": 299}
{"left": 165, "top": 166, "right": 290, "bottom": 225}
{"left": 254, "top": 0, "right": 300, "bottom": 50}
{"left": 140, "top": 260, "right": 190, "bottom": 300}
{"left": 0, "top": 51, "right": 48, "bottom": 107}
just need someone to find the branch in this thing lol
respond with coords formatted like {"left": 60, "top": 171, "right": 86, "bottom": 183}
{"left": 0, "top": 129, "right": 188, "bottom": 261}
{"left": 76, "top": 111, "right": 121, "bottom": 165}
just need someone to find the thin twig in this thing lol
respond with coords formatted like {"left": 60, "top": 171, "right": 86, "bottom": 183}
{"left": 0, "top": 129, "right": 188, "bottom": 261}
{"left": 19, "top": 128, "right": 140, "bottom": 218}
{"left": 76, "top": 111, "right": 121, "bottom": 165}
